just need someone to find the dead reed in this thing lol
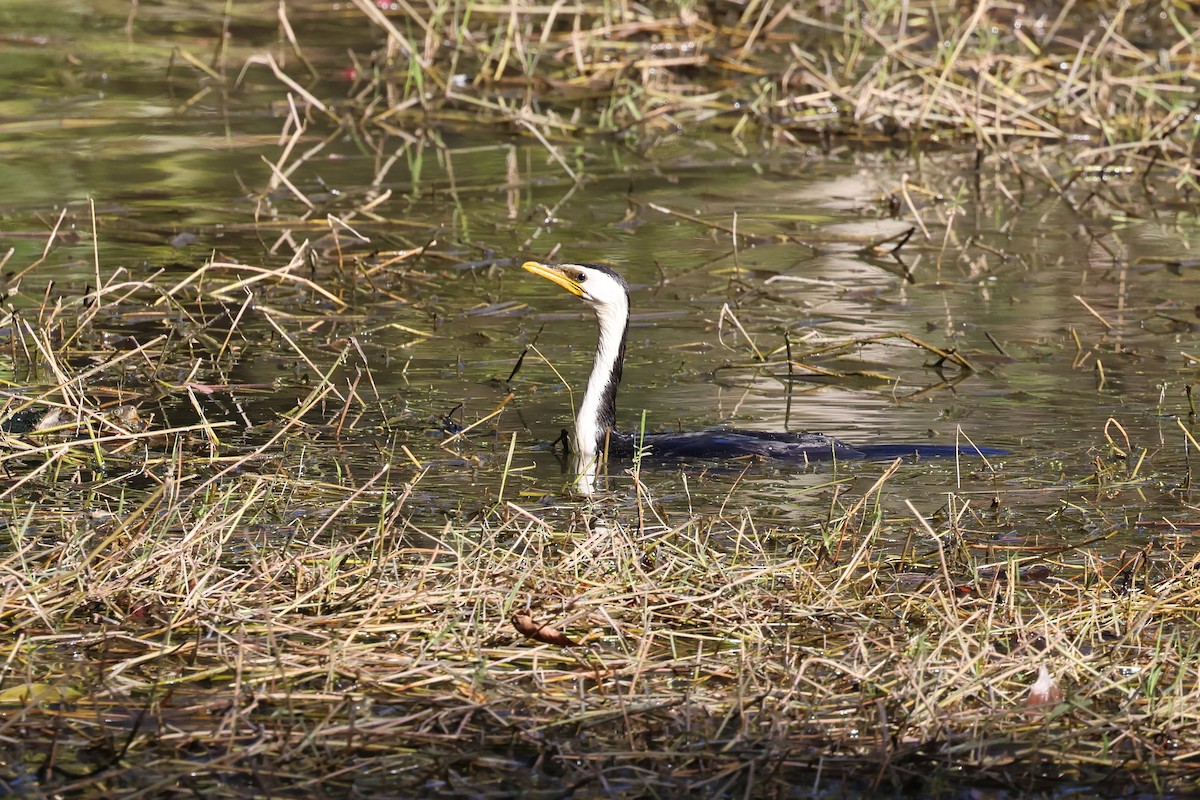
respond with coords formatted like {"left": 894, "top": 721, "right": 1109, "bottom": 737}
{"left": 3, "top": 452, "right": 1200, "bottom": 796}
{"left": 0, "top": 208, "right": 1195, "bottom": 796}
{"left": 1, "top": 3, "right": 1198, "bottom": 794}
{"left": 291, "top": 0, "right": 1200, "bottom": 181}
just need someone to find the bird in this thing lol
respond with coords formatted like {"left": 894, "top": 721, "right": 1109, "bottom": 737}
{"left": 521, "top": 260, "right": 1003, "bottom": 495}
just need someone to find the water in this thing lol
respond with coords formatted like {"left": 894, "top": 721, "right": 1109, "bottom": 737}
{"left": 2, "top": 1, "right": 1198, "bottom": 547}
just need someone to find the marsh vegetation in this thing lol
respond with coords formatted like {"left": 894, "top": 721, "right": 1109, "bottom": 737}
{"left": 0, "top": 0, "right": 1198, "bottom": 796}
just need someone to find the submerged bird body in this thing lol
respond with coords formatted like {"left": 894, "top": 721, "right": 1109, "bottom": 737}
{"left": 600, "top": 428, "right": 919, "bottom": 461}
{"left": 521, "top": 260, "right": 1001, "bottom": 494}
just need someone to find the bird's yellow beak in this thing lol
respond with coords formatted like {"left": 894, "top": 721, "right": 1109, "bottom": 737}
{"left": 522, "top": 260, "right": 584, "bottom": 298}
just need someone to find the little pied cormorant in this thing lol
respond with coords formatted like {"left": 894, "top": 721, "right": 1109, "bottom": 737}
{"left": 522, "top": 260, "right": 1002, "bottom": 495}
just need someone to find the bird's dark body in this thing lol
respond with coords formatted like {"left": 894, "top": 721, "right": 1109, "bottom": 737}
{"left": 602, "top": 428, "right": 1005, "bottom": 462}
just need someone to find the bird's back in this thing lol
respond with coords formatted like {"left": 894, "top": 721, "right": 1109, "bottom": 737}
{"left": 605, "top": 427, "right": 1004, "bottom": 461}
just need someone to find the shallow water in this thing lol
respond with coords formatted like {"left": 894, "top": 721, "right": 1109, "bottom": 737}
{"left": 2, "top": 0, "right": 1198, "bottom": 551}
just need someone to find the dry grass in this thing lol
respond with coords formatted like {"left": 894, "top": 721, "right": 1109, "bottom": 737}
{"left": 3, "top": 453, "right": 1200, "bottom": 796}
{"left": 0, "top": 215, "right": 1196, "bottom": 796}
{"left": 0, "top": 239, "right": 1197, "bottom": 794}
{"left": 2, "top": 4, "right": 1199, "bottom": 795}
{"left": 299, "top": 0, "right": 1200, "bottom": 180}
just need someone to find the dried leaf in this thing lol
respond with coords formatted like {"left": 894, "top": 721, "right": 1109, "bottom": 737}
{"left": 1026, "top": 665, "right": 1064, "bottom": 708}
{"left": 512, "top": 614, "right": 577, "bottom": 647}
{"left": 0, "top": 683, "right": 83, "bottom": 705}
{"left": 1024, "top": 564, "right": 1053, "bottom": 582}
{"left": 34, "top": 408, "right": 64, "bottom": 432}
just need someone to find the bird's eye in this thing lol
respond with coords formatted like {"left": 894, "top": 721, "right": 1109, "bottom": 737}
{"left": 573, "top": 272, "right": 586, "bottom": 282}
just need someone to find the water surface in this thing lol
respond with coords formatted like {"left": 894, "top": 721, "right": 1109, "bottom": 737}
{"left": 1, "top": 0, "right": 1198, "bottom": 550}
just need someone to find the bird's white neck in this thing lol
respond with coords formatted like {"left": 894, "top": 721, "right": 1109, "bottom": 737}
{"left": 573, "top": 295, "right": 628, "bottom": 493}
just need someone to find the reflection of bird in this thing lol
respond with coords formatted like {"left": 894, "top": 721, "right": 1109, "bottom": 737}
{"left": 522, "top": 260, "right": 1002, "bottom": 494}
